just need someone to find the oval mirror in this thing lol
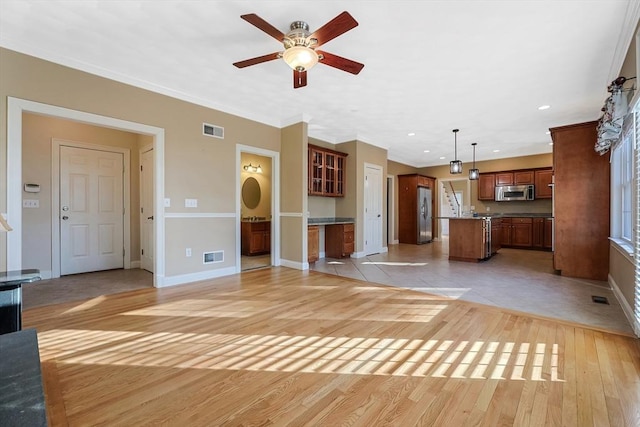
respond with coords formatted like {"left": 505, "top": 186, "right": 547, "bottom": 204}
{"left": 242, "top": 177, "right": 261, "bottom": 209}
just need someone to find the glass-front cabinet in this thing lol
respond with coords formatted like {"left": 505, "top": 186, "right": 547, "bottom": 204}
{"left": 308, "top": 144, "right": 347, "bottom": 197}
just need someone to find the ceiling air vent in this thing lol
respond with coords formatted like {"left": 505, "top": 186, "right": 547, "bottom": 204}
{"left": 203, "top": 123, "right": 224, "bottom": 139}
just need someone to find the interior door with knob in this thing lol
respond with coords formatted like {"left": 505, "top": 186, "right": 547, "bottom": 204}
{"left": 364, "top": 164, "right": 383, "bottom": 255}
{"left": 60, "top": 145, "right": 124, "bottom": 275}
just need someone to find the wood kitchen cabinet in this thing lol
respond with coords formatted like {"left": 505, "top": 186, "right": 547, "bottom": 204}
{"left": 551, "top": 121, "right": 609, "bottom": 280}
{"left": 325, "top": 223, "right": 354, "bottom": 258}
{"left": 490, "top": 218, "right": 502, "bottom": 254}
{"left": 534, "top": 169, "right": 553, "bottom": 199}
{"left": 543, "top": 218, "right": 553, "bottom": 250}
{"left": 241, "top": 221, "right": 271, "bottom": 256}
{"left": 308, "top": 144, "right": 347, "bottom": 197}
{"left": 449, "top": 218, "right": 490, "bottom": 262}
{"left": 308, "top": 225, "right": 319, "bottom": 263}
{"left": 478, "top": 173, "right": 495, "bottom": 200}
{"left": 500, "top": 218, "right": 512, "bottom": 246}
{"left": 500, "top": 217, "right": 533, "bottom": 248}
{"left": 514, "top": 170, "right": 534, "bottom": 185}
{"left": 398, "top": 174, "right": 436, "bottom": 244}
{"left": 495, "top": 172, "right": 514, "bottom": 186}
{"left": 533, "top": 217, "right": 553, "bottom": 250}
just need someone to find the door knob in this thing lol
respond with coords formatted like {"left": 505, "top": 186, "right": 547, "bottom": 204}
{"left": 147, "top": 216, "right": 154, "bottom": 220}
{"left": 62, "top": 216, "right": 69, "bottom": 220}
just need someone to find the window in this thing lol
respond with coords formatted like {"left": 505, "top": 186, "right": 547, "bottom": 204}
{"left": 611, "top": 115, "right": 634, "bottom": 245}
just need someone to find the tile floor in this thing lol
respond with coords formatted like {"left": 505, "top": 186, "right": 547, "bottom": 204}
{"left": 311, "top": 240, "right": 635, "bottom": 335}
{"left": 22, "top": 241, "right": 634, "bottom": 335}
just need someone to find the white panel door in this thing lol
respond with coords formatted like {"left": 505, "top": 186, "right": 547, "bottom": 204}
{"left": 140, "top": 148, "right": 154, "bottom": 272}
{"left": 364, "top": 164, "right": 383, "bottom": 255}
{"left": 60, "top": 146, "right": 124, "bottom": 275}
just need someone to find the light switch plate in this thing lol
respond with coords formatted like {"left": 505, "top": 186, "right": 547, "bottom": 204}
{"left": 185, "top": 198, "right": 198, "bottom": 208}
{"left": 23, "top": 199, "right": 39, "bottom": 208}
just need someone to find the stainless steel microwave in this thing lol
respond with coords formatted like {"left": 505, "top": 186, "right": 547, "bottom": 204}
{"left": 495, "top": 184, "right": 535, "bottom": 201}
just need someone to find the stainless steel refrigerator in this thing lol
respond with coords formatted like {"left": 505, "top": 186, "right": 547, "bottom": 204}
{"left": 417, "top": 186, "right": 432, "bottom": 243}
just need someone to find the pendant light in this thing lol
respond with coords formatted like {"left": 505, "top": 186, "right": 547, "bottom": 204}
{"left": 449, "top": 129, "right": 462, "bottom": 174}
{"left": 469, "top": 143, "right": 479, "bottom": 180}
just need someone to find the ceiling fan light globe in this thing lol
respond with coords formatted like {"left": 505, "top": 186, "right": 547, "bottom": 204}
{"left": 283, "top": 46, "right": 319, "bottom": 71}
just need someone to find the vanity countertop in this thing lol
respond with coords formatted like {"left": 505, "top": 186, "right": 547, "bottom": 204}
{"left": 308, "top": 217, "right": 355, "bottom": 225}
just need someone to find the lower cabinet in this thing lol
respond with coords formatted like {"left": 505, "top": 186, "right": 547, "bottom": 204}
{"left": 511, "top": 218, "right": 533, "bottom": 248}
{"left": 241, "top": 221, "right": 270, "bottom": 256}
{"left": 501, "top": 217, "right": 552, "bottom": 251}
{"left": 308, "top": 225, "right": 319, "bottom": 263}
{"left": 325, "top": 223, "right": 354, "bottom": 258}
{"left": 490, "top": 218, "right": 501, "bottom": 254}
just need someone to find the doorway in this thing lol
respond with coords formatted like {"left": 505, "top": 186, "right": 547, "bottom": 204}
{"left": 7, "top": 97, "right": 166, "bottom": 286}
{"left": 237, "top": 145, "right": 280, "bottom": 272}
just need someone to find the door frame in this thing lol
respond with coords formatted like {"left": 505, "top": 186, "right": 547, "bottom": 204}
{"left": 51, "top": 139, "right": 131, "bottom": 278}
{"left": 7, "top": 97, "right": 166, "bottom": 287}
{"left": 139, "top": 143, "right": 154, "bottom": 272}
{"left": 363, "top": 162, "right": 384, "bottom": 256}
{"left": 387, "top": 175, "right": 397, "bottom": 245}
{"left": 236, "top": 144, "right": 280, "bottom": 273}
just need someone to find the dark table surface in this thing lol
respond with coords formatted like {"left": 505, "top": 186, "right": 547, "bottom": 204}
{"left": 0, "top": 329, "right": 48, "bottom": 426}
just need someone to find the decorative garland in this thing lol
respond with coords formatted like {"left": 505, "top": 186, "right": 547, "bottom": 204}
{"left": 595, "top": 76, "right": 634, "bottom": 155}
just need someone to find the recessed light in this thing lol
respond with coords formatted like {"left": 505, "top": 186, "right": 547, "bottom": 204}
{"left": 408, "top": 132, "right": 416, "bottom": 136}
{"left": 423, "top": 150, "right": 430, "bottom": 153}
{"left": 493, "top": 149, "right": 500, "bottom": 153}
{"left": 538, "top": 105, "right": 551, "bottom": 110}
{"left": 439, "top": 156, "right": 446, "bottom": 160}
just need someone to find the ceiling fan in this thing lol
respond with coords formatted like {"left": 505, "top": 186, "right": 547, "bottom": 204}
{"left": 233, "top": 11, "right": 364, "bottom": 88}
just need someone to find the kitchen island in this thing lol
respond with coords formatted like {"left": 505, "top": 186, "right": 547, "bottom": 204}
{"left": 448, "top": 217, "right": 494, "bottom": 262}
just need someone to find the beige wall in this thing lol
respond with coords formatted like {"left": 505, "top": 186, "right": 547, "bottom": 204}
{"left": 0, "top": 47, "right": 281, "bottom": 276}
{"left": 240, "top": 153, "right": 272, "bottom": 219}
{"left": 280, "top": 122, "right": 307, "bottom": 264}
{"left": 337, "top": 140, "right": 388, "bottom": 253}
{"left": 21, "top": 113, "right": 143, "bottom": 274}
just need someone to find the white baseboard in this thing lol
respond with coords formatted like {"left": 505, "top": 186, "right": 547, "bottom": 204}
{"left": 280, "top": 259, "right": 307, "bottom": 270}
{"left": 609, "top": 274, "right": 640, "bottom": 337}
{"left": 390, "top": 239, "right": 399, "bottom": 245}
{"left": 129, "top": 261, "right": 141, "bottom": 269}
{"left": 158, "top": 266, "right": 237, "bottom": 288}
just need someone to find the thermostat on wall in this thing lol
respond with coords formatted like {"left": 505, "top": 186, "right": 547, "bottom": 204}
{"left": 24, "top": 183, "right": 40, "bottom": 193}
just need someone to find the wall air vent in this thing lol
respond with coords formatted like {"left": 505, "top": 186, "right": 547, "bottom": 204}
{"left": 203, "top": 250, "right": 224, "bottom": 264}
{"left": 203, "top": 123, "right": 224, "bottom": 139}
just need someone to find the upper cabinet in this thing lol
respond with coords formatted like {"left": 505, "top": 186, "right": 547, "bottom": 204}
{"left": 478, "top": 167, "right": 552, "bottom": 201}
{"left": 308, "top": 144, "right": 348, "bottom": 197}
{"left": 478, "top": 173, "right": 496, "bottom": 200}
{"left": 534, "top": 169, "right": 553, "bottom": 199}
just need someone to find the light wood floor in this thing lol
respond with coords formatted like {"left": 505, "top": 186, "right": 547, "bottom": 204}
{"left": 24, "top": 267, "right": 640, "bottom": 426}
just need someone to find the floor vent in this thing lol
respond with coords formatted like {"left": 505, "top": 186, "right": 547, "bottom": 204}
{"left": 591, "top": 295, "right": 609, "bottom": 305}
{"left": 203, "top": 251, "right": 224, "bottom": 264}
{"left": 203, "top": 123, "right": 224, "bottom": 139}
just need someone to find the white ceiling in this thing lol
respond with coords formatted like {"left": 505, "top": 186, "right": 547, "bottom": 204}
{"left": 1, "top": 1, "right": 638, "bottom": 167}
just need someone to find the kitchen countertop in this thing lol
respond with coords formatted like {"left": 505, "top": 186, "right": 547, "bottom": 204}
{"left": 437, "top": 213, "right": 553, "bottom": 219}
{"left": 308, "top": 217, "right": 355, "bottom": 225}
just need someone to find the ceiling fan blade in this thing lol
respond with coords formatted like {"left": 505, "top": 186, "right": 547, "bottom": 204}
{"left": 233, "top": 52, "right": 281, "bottom": 68}
{"left": 317, "top": 50, "right": 364, "bottom": 75}
{"left": 294, "top": 69, "right": 307, "bottom": 89}
{"left": 310, "top": 11, "right": 358, "bottom": 47}
{"left": 241, "top": 14, "right": 284, "bottom": 42}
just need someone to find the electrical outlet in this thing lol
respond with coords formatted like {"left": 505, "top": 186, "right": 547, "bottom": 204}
{"left": 486, "top": 206, "right": 491, "bottom": 212}
{"left": 186, "top": 248, "right": 192, "bottom": 257}
{"left": 164, "top": 198, "right": 171, "bottom": 207}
